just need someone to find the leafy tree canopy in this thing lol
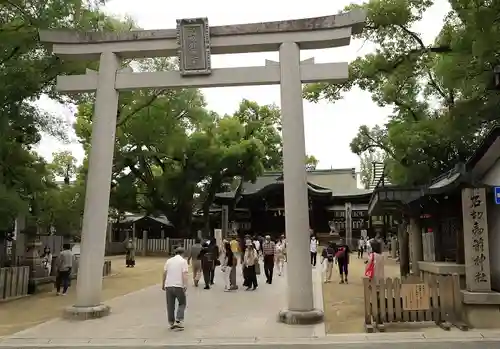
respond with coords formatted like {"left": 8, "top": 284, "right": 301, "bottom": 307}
{"left": 74, "top": 56, "right": 321, "bottom": 234}
{"left": 0, "top": 0, "right": 136, "bottom": 232}
{"left": 304, "top": 0, "right": 500, "bottom": 186}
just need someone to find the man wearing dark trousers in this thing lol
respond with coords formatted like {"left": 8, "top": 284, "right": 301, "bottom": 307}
{"left": 199, "top": 242, "right": 214, "bottom": 289}
{"left": 335, "top": 238, "right": 350, "bottom": 284}
{"left": 55, "top": 243, "right": 73, "bottom": 295}
{"left": 262, "top": 235, "right": 275, "bottom": 284}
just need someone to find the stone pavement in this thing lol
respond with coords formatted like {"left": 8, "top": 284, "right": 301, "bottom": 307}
{"left": 1, "top": 263, "right": 500, "bottom": 348}
{"left": 0, "top": 265, "right": 325, "bottom": 346}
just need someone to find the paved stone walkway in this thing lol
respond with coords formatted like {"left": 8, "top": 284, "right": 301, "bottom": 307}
{"left": 1, "top": 265, "right": 324, "bottom": 345}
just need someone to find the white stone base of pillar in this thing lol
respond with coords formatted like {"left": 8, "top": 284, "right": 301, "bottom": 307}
{"left": 62, "top": 304, "right": 111, "bottom": 320}
{"left": 278, "top": 308, "right": 324, "bottom": 325}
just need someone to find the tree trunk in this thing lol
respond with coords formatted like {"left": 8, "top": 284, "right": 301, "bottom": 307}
{"left": 398, "top": 221, "right": 410, "bottom": 277}
{"left": 201, "top": 177, "right": 221, "bottom": 236}
{"left": 169, "top": 196, "right": 194, "bottom": 238}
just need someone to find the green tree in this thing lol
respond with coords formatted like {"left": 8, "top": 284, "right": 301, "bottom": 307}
{"left": 49, "top": 151, "right": 78, "bottom": 184}
{"left": 0, "top": 0, "right": 133, "bottom": 231}
{"left": 305, "top": 155, "right": 319, "bottom": 170}
{"left": 197, "top": 116, "right": 266, "bottom": 232}
{"left": 75, "top": 58, "right": 211, "bottom": 235}
{"left": 36, "top": 180, "right": 85, "bottom": 236}
{"left": 304, "top": 0, "right": 500, "bottom": 185}
{"left": 232, "top": 99, "right": 283, "bottom": 170}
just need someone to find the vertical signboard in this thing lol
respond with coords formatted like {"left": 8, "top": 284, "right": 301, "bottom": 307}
{"left": 176, "top": 17, "right": 211, "bottom": 76}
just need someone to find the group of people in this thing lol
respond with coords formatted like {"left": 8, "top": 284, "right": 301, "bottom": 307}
{"left": 162, "top": 234, "right": 287, "bottom": 330}
{"left": 317, "top": 235, "right": 386, "bottom": 285}
{"left": 316, "top": 237, "right": 351, "bottom": 284}
{"left": 183, "top": 234, "right": 287, "bottom": 292}
{"left": 40, "top": 244, "right": 75, "bottom": 296}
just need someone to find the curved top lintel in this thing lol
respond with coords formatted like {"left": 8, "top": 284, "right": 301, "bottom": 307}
{"left": 39, "top": 9, "right": 366, "bottom": 44}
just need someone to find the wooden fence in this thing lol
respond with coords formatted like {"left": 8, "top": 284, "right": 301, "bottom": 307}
{"left": 70, "top": 257, "right": 112, "bottom": 278}
{"left": 0, "top": 266, "right": 30, "bottom": 302}
{"left": 135, "top": 238, "right": 195, "bottom": 255}
{"left": 363, "top": 274, "right": 467, "bottom": 333}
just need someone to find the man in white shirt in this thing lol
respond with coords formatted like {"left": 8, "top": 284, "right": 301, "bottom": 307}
{"left": 162, "top": 247, "right": 188, "bottom": 330}
{"left": 310, "top": 235, "right": 319, "bottom": 267}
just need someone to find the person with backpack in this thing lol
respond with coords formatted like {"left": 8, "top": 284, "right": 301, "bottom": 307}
{"left": 187, "top": 238, "right": 203, "bottom": 287}
{"left": 321, "top": 241, "right": 336, "bottom": 283}
{"left": 335, "top": 238, "right": 350, "bottom": 284}
{"left": 199, "top": 241, "right": 214, "bottom": 290}
{"left": 208, "top": 237, "right": 219, "bottom": 285}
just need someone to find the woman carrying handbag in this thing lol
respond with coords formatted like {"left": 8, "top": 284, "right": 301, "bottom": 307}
{"left": 365, "top": 240, "right": 384, "bottom": 283}
{"left": 243, "top": 242, "right": 258, "bottom": 291}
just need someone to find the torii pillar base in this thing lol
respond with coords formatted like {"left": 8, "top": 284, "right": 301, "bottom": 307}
{"left": 278, "top": 309, "right": 324, "bottom": 325}
{"left": 62, "top": 304, "right": 111, "bottom": 321}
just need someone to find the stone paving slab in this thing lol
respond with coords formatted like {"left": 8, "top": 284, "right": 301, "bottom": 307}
{"left": 0, "top": 333, "right": 500, "bottom": 349}
{"left": 2, "top": 266, "right": 323, "bottom": 342}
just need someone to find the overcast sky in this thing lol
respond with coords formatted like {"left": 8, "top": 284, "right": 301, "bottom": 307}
{"left": 36, "top": 0, "right": 451, "bottom": 171}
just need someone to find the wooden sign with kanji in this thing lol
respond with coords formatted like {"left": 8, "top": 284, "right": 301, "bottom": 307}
{"left": 401, "top": 283, "right": 430, "bottom": 311}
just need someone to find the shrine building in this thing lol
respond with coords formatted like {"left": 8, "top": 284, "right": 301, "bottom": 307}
{"left": 368, "top": 125, "right": 500, "bottom": 328}
{"left": 210, "top": 168, "right": 380, "bottom": 247}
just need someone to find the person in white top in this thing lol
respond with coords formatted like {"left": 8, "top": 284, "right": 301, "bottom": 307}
{"left": 275, "top": 239, "right": 286, "bottom": 276}
{"left": 253, "top": 238, "right": 261, "bottom": 256}
{"left": 162, "top": 247, "right": 189, "bottom": 330}
{"left": 310, "top": 235, "right": 319, "bottom": 267}
{"left": 280, "top": 234, "right": 287, "bottom": 262}
{"left": 357, "top": 237, "right": 365, "bottom": 259}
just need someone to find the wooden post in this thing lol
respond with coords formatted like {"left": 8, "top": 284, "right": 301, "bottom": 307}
{"left": 221, "top": 205, "right": 229, "bottom": 239}
{"left": 390, "top": 236, "right": 397, "bottom": 259}
{"left": 398, "top": 221, "right": 410, "bottom": 277}
{"left": 410, "top": 217, "right": 423, "bottom": 274}
{"left": 142, "top": 230, "right": 148, "bottom": 257}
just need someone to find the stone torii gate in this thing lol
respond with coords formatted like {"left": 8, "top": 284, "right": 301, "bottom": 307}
{"left": 39, "top": 10, "right": 366, "bottom": 324}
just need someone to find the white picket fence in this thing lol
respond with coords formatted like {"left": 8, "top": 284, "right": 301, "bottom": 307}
{"left": 135, "top": 238, "right": 195, "bottom": 255}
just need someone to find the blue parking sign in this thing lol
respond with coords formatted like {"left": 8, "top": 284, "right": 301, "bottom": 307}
{"left": 495, "top": 187, "right": 500, "bottom": 205}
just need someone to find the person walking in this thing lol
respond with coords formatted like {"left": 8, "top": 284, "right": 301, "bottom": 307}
{"left": 199, "top": 241, "right": 214, "bottom": 290}
{"left": 252, "top": 236, "right": 261, "bottom": 257}
{"left": 275, "top": 238, "right": 285, "bottom": 276}
{"left": 124, "top": 238, "right": 136, "bottom": 267}
{"left": 55, "top": 244, "right": 73, "bottom": 296}
{"left": 262, "top": 235, "right": 275, "bottom": 284}
{"left": 335, "top": 238, "right": 350, "bottom": 284}
{"left": 41, "top": 246, "right": 53, "bottom": 276}
{"left": 162, "top": 247, "right": 188, "bottom": 330}
{"left": 241, "top": 236, "right": 252, "bottom": 287}
{"left": 230, "top": 236, "right": 240, "bottom": 262}
{"left": 222, "top": 242, "right": 238, "bottom": 291}
{"left": 280, "top": 234, "right": 287, "bottom": 262}
{"left": 357, "top": 237, "right": 365, "bottom": 259}
{"left": 243, "top": 241, "right": 258, "bottom": 291}
{"left": 310, "top": 235, "right": 319, "bottom": 267}
{"left": 321, "top": 241, "right": 336, "bottom": 283}
{"left": 209, "top": 237, "right": 219, "bottom": 285}
{"left": 187, "top": 238, "right": 203, "bottom": 287}
{"left": 365, "top": 239, "right": 385, "bottom": 283}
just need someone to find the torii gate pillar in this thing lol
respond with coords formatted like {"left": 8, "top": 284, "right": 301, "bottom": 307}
{"left": 39, "top": 11, "right": 366, "bottom": 323}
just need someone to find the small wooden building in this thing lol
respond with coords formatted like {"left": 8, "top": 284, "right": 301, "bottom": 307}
{"left": 368, "top": 126, "right": 500, "bottom": 328}
{"left": 112, "top": 214, "right": 175, "bottom": 242}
